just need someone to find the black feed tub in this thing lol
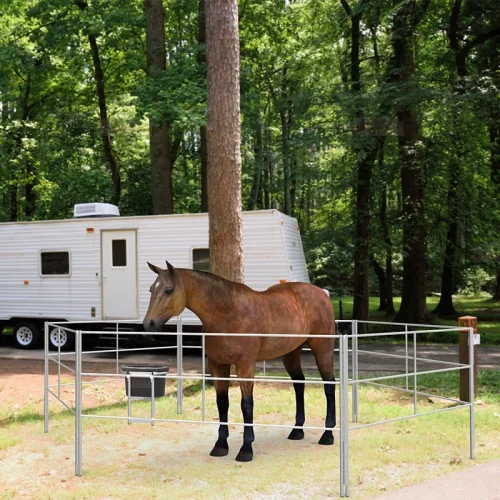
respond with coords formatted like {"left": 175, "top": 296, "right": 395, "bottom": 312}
{"left": 121, "top": 365, "right": 169, "bottom": 399}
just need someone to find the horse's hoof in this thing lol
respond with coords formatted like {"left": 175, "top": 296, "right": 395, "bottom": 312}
{"left": 288, "top": 429, "right": 304, "bottom": 440}
{"left": 235, "top": 451, "right": 253, "bottom": 462}
{"left": 318, "top": 432, "right": 334, "bottom": 446}
{"left": 210, "top": 447, "right": 229, "bottom": 457}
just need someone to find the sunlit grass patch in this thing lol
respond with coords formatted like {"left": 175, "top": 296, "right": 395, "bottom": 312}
{"left": 0, "top": 432, "right": 21, "bottom": 450}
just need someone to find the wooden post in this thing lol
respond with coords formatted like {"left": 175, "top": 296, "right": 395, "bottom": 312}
{"left": 458, "top": 316, "right": 478, "bottom": 402}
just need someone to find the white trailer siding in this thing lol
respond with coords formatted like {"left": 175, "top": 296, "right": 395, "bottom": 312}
{"left": 279, "top": 212, "right": 310, "bottom": 283}
{"left": 0, "top": 210, "right": 307, "bottom": 325}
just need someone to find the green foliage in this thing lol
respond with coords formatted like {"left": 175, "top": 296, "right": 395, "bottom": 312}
{"left": 0, "top": 0, "right": 499, "bottom": 309}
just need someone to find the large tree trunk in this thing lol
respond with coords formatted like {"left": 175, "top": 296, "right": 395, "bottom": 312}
{"left": 280, "top": 79, "right": 292, "bottom": 215}
{"left": 491, "top": 121, "right": 500, "bottom": 300}
{"left": 488, "top": 42, "right": 500, "bottom": 301}
{"left": 206, "top": 0, "right": 244, "bottom": 283}
{"left": 75, "top": 1, "right": 121, "bottom": 206}
{"left": 198, "top": 0, "right": 208, "bottom": 212}
{"left": 145, "top": 0, "right": 174, "bottom": 214}
{"left": 380, "top": 183, "right": 396, "bottom": 315}
{"left": 10, "top": 186, "right": 17, "bottom": 222}
{"left": 432, "top": 168, "right": 460, "bottom": 317}
{"left": 371, "top": 256, "right": 387, "bottom": 311}
{"left": 392, "top": 1, "right": 430, "bottom": 324}
{"left": 341, "top": 0, "right": 377, "bottom": 329}
{"left": 494, "top": 268, "right": 500, "bottom": 301}
{"left": 433, "top": 0, "right": 468, "bottom": 317}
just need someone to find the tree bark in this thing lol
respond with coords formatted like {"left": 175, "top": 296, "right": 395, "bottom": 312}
{"left": 433, "top": 168, "right": 460, "bottom": 317}
{"left": 206, "top": 0, "right": 244, "bottom": 283}
{"left": 341, "top": 0, "right": 378, "bottom": 328}
{"left": 75, "top": 1, "right": 121, "bottom": 206}
{"left": 392, "top": 0, "right": 430, "bottom": 324}
{"left": 380, "top": 183, "right": 396, "bottom": 315}
{"left": 494, "top": 268, "right": 500, "bottom": 301}
{"left": 145, "top": 0, "right": 174, "bottom": 214}
{"left": 488, "top": 41, "right": 500, "bottom": 300}
{"left": 198, "top": 0, "right": 208, "bottom": 212}
{"left": 433, "top": 0, "right": 468, "bottom": 317}
{"left": 280, "top": 76, "right": 292, "bottom": 215}
{"left": 371, "top": 256, "right": 387, "bottom": 311}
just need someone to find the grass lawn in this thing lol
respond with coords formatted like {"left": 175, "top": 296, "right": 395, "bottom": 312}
{"left": 334, "top": 295, "right": 500, "bottom": 345}
{"left": 1, "top": 371, "right": 499, "bottom": 499}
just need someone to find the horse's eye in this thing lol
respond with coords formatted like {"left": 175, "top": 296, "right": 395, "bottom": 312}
{"left": 149, "top": 287, "right": 152, "bottom": 293}
{"left": 165, "top": 288, "right": 174, "bottom": 295}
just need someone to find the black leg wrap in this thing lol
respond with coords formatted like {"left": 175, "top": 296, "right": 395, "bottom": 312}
{"left": 318, "top": 431, "right": 334, "bottom": 445}
{"left": 288, "top": 428, "right": 305, "bottom": 440}
{"left": 235, "top": 442, "right": 253, "bottom": 462}
{"left": 210, "top": 438, "right": 229, "bottom": 457}
{"left": 211, "top": 391, "right": 230, "bottom": 457}
{"left": 236, "top": 395, "right": 254, "bottom": 462}
{"left": 319, "top": 376, "right": 336, "bottom": 446}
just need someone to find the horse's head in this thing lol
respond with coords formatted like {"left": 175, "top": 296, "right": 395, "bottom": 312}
{"left": 143, "top": 261, "right": 186, "bottom": 332}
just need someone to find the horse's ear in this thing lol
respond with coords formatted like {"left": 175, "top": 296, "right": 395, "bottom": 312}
{"left": 147, "top": 262, "right": 161, "bottom": 275}
{"left": 166, "top": 260, "right": 175, "bottom": 275}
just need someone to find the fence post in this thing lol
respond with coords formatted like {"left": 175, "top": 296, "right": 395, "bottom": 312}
{"left": 177, "top": 317, "right": 183, "bottom": 414}
{"left": 44, "top": 322, "right": 49, "bottom": 433}
{"left": 458, "top": 316, "right": 478, "bottom": 402}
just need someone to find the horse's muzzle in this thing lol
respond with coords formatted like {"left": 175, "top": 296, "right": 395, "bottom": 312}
{"left": 143, "top": 318, "right": 164, "bottom": 333}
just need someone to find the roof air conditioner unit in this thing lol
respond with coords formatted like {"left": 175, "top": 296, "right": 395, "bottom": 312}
{"left": 73, "top": 203, "right": 120, "bottom": 219}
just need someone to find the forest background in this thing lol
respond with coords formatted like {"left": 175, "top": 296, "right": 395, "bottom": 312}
{"left": 1, "top": 0, "right": 500, "bottom": 327}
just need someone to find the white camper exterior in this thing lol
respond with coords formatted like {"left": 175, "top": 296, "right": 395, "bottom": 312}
{"left": 0, "top": 209, "right": 308, "bottom": 349}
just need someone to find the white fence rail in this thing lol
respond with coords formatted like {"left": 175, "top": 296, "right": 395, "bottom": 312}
{"left": 44, "top": 320, "right": 475, "bottom": 498}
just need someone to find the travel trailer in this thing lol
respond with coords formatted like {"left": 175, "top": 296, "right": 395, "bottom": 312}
{"left": 0, "top": 204, "right": 309, "bottom": 350}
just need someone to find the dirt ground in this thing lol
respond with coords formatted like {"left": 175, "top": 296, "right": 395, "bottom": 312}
{"left": 0, "top": 358, "right": 128, "bottom": 410}
{"left": 0, "top": 359, "right": 339, "bottom": 499}
{"left": 2, "top": 358, "right": 500, "bottom": 499}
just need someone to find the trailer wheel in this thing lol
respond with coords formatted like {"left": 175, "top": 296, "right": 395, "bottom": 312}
{"left": 13, "top": 321, "right": 41, "bottom": 349}
{"left": 49, "top": 327, "right": 75, "bottom": 351}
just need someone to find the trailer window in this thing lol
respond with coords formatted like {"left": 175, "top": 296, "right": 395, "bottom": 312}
{"left": 41, "top": 251, "right": 70, "bottom": 275}
{"left": 112, "top": 239, "right": 127, "bottom": 267}
{"left": 193, "top": 248, "right": 210, "bottom": 272}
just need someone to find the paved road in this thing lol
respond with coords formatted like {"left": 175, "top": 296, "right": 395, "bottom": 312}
{"left": 370, "top": 459, "right": 500, "bottom": 500}
{"left": 0, "top": 341, "right": 499, "bottom": 372}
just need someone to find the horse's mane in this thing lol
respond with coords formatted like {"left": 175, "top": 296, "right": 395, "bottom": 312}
{"left": 186, "top": 269, "right": 250, "bottom": 302}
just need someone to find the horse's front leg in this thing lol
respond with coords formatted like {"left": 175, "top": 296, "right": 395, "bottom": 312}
{"left": 235, "top": 362, "right": 255, "bottom": 462}
{"left": 208, "top": 358, "right": 231, "bottom": 457}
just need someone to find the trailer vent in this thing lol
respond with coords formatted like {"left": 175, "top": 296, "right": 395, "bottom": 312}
{"left": 73, "top": 203, "right": 120, "bottom": 218}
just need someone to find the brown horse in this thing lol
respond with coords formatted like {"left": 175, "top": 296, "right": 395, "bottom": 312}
{"left": 143, "top": 261, "right": 336, "bottom": 462}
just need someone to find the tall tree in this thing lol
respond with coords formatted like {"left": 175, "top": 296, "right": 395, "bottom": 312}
{"left": 340, "top": 0, "right": 379, "bottom": 328}
{"left": 206, "top": 0, "right": 244, "bottom": 283}
{"left": 392, "top": 0, "right": 431, "bottom": 324}
{"left": 145, "top": 0, "right": 174, "bottom": 214}
{"left": 75, "top": 0, "right": 121, "bottom": 206}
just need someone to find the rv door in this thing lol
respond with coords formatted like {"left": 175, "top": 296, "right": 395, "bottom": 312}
{"left": 101, "top": 230, "right": 138, "bottom": 319}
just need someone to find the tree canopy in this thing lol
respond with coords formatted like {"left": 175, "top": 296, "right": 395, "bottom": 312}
{"left": 1, "top": 0, "right": 499, "bottom": 318}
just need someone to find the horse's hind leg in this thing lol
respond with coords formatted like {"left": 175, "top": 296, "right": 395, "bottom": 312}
{"left": 283, "top": 346, "right": 306, "bottom": 440}
{"left": 308, "top": 339, "right": 336, "bottom": 445}
{"left": 208, "top": 359, "right": 231, "bottom": 457}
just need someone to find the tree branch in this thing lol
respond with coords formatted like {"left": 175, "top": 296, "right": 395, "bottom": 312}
{"left": 448, "top": 0, "right": 461, "bottom": 52}
{"left": 412, "top": 0, "right": 431, "bottom": 28}
{"left": 340, "top": 0, "right": 352, "bottom": 17}
{"left": 463, "top": 26, "right": 500, "bottom": 55}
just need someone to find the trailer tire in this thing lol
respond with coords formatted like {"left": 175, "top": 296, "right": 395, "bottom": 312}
{"left": 49, "top": 327, "right": 75, "bottom": 351}
{"left": 13, "top": 321, "right": 42, "bottom": 349}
